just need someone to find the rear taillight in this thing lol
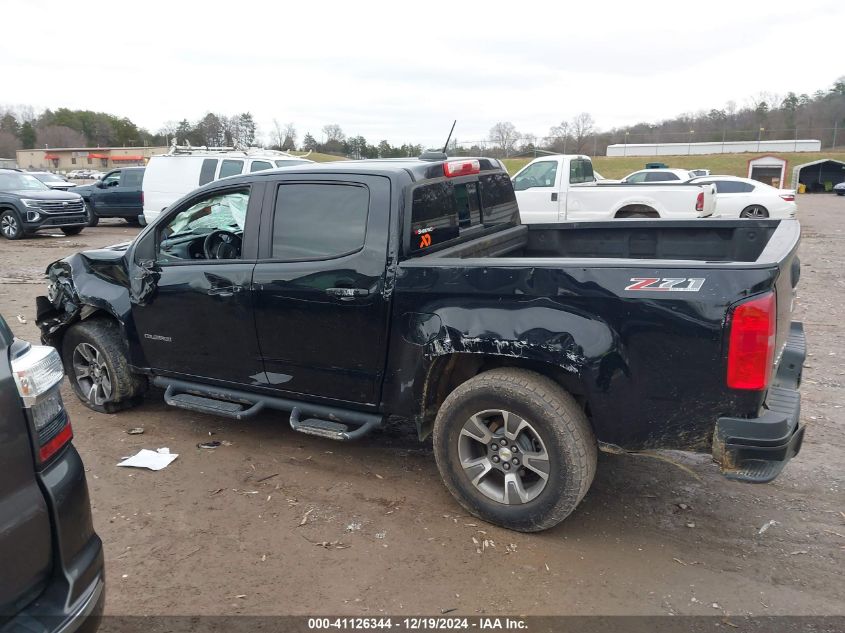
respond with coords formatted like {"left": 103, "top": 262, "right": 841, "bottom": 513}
{"left": 11, "top": 343, "right": 73, "bottom": 464}
{"left": 726, "top": 292, "right": 776, "bottom": 390}
{"left": 695, "top": 191, "right": 705, "bottom": 212}
{"left": 780, "top": 193, "right": 795, "bottom": 202}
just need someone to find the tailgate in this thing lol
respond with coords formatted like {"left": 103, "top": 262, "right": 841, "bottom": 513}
{"left": 772, "top": 235, "right": 801, "bottom": 366}
{"left": 0, "top": 324, "right": 53, "bottom": 617}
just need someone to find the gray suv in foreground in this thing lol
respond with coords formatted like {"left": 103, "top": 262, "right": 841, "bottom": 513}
{"left": 0, "top": 170, "right": 88, "bottom": 240}
{"left": 0, "top": 314, "right": 104, "bottom": 632}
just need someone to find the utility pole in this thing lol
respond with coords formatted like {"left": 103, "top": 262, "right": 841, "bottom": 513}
{"left": 833, "top": 121, "right": 838, "bottom": 149}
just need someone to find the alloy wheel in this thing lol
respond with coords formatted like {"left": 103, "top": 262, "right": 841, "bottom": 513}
{"left": 458, "top": 409, "right": 550, "bottom": 504}
{"left": 741, "top": 205, "right": 768, "bottom": 218}
{"left": 1, "top": 214, "right": 19, "bottom": 238}
{"left": 72, "top": 342, "right": 113, "bottom": 405}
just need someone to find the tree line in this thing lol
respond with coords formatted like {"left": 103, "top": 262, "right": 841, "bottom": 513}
{"left": 3, "top": 77, "right": 843, "bottom": 161}
{"left": 477, "top": 77, "right": 845, "bottom": 158}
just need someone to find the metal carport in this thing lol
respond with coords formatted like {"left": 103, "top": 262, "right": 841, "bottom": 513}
{"left": 792, "top": 159, "right": 845, "bottom": 192}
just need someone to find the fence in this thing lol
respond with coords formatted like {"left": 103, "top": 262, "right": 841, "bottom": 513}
{"left": 451, "top": 126, "right": 844, "bottom": 158}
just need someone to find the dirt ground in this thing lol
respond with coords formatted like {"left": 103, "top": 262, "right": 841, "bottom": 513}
{"left": 1, "top": 201, "right": 843, "bottom": 617}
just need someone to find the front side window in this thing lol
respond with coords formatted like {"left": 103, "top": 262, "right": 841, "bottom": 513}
{"left": 102, "top": 171, "right": 121, "bottom": 187}
{"left": 158, "top": 188, "right": 249, "bottom": 262}
{"left": 625, "top": 171, "right": 648, "bottom": 183}
{"left": 198, "top": 159, "right": 218, "bottom": 186}
{"left": 512, "top": 161, "right": 557, "bottom": 190}
{"left": 219, "top": 160, "right": 244, "bottom": 178}
{"left": 570, "top": 159, "right": 594, "bottom": 184}
{"left": 271, "top": 183, "right": 368, "bottom": 260}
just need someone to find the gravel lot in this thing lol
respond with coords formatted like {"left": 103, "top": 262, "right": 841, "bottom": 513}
{"left": 1, "top": 200, "right": 843, "bottom": 617}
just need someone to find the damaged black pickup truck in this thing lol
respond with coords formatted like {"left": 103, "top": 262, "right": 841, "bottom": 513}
{"left": 36, "top": 156, "right": 806, "bottom": 532}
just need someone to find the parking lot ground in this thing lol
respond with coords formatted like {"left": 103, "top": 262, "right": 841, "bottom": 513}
{"left": 1, "top": 206, "right": 843, "bottom": 617}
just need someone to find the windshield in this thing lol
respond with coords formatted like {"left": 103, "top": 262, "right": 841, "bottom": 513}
{"left": 0, "top": 172, "right": 50, "bottom": 191}
{"left": 35, "top": 173, "right": 65, "bottom": 183}
{"left": 275, "top": 159, "right": 310, "bottom": 168}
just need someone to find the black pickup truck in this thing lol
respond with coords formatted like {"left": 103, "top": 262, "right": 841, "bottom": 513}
{"left": 72, "top": 167, "right": 145, "bottom": 227}
{"left": 35, "top": 156, "right": 806, "bottom": 532}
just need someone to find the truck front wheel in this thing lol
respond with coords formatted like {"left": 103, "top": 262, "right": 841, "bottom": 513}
{"left": 62, "top": 318, "right": 147, "bottom": 413}
{"left": 433, "top": 368, "right": 597, "bottom": 532}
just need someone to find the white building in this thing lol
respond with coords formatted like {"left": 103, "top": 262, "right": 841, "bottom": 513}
{"left": 606, "top": 139, "right": 821, "bottom": 157}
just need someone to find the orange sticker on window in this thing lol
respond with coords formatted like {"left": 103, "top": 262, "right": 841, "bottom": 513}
{"left": 419, "top": 233, "right": 432, "bottom": 248}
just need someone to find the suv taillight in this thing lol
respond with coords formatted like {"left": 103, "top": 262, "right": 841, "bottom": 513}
{"left": 11, "top": 344, "right": 73, "bottom": 464}
{"left": 726, "top": 292, "right": 776, "bottom": 390}
{"left": 695, "top": 191, "right": 704, "bottom": 212}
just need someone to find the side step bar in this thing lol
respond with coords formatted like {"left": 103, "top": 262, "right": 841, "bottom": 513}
{"left": 153, "top": 377, "right": 383, "bottom": 441}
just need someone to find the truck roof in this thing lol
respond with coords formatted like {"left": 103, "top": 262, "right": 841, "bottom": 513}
{"left": 219, "top": 156, "right": 506, "bottom": 184}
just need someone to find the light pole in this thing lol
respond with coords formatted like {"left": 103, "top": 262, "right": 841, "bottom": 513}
{"left": 688, "top": 130, "right": 694, "bottom": 155}
{"left": 757, "top": 127, "right": 764, "bottom": 152}
{"left": 624, "top": 131, "right": 629, "bottom": 156}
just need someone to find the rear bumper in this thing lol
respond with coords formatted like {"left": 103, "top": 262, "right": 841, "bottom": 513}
{"left": 2, "top": 574, "right": 104, "bottom": 633}
{"left": 713, "top": 322, "right": 806, "bottom": 483}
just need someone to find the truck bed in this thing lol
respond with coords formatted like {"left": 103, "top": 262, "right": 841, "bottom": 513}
{"left": 411, "top": 219, "right": 798, "bottom": 266}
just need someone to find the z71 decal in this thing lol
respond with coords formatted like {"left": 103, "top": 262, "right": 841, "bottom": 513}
{"left": 625, "top": 277, "right": 705, "bottom": 292}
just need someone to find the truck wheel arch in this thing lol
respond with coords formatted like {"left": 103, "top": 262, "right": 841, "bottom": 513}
{"left": 614, "top": 204, "right": 660, "bottom": 218}
{"left": 418, "top": 352, "right": 590, "bottom": 440}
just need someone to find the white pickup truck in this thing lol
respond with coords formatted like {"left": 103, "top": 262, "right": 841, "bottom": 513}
{"left": 513, "top": 155, "right": 716, "bottom": 223}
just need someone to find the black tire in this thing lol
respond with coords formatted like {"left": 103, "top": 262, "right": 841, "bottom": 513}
{"left": 86, "top": 205, "right": 99, "bottom": 227}
{"left": 61, "top": 226, "right": 84, "bottom": 236}
{"left": 61, "top": 318, "right": 147, "bottom": 413}
{"left": 740, "top": 205, "right": 769, "bottom": 218}
{"left": 1, "top": 209, "right": 25, "bottom": 240}
{"left": 433, "top": 368, "right": 597, "bottom": 532}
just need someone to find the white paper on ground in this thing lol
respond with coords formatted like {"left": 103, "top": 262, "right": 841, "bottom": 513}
{"left": 117, "top": 448, "right": 178, "bottom": 471}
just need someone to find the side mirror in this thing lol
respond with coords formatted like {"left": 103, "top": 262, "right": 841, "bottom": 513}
{"left": 96, "top": 180, "right": 105, "bottom": 188}
{"left": 512, "top": 179, "right": 527, "bottom": 192}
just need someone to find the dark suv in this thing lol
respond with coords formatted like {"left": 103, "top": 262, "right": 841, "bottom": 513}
{"left": 0, "top": 314, "right": 104, "bottom": 631}
{"left": 0, "top": 169, "right": 88, "bottom": 240}
{"left": 73, "top": 167, "right": 144, "bottom": 227}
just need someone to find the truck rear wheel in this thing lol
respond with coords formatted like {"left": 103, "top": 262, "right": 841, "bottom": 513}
{"left": 433, "top": 368, "right": 596, "bottom": 532}
{"left": 62, "top": 318, "right": 147, "bottom": 413}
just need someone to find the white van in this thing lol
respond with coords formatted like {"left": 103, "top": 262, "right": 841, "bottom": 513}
{"left": 141, "top": 148, "right": 313, "bottom": 224}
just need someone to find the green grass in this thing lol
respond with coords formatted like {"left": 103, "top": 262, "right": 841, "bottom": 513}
{"left": 503, "top": 152, "right": 845, "bottom": 185}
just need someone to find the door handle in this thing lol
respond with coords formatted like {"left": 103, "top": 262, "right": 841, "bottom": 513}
{"left": 551, "top": 193, "right": 558, "bottom": 202}
{"left": 207, "top": 284, "right": 245, "bottom": 297}
{"left": 326, "top": 287, "right": 369, "bottom": 300}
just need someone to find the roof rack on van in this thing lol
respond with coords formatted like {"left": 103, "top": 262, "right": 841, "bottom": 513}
{"left": 165, "top": 139, "right": 309, "bottom": 160}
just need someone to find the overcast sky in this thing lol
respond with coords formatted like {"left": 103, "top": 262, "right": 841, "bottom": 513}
{"left": 3, "top": 0, "right": 843, "bottom": 148}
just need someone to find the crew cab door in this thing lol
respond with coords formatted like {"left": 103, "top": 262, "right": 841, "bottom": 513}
{"left": 90, "top": 169, "right": 122, "bottom": 213}
{"left": 114, "top": 168, "right": 144, "bottom": 214}
{"left": 251, "top": 174, "right": 391, "bottom": 406}
{"left": 130, "top": 183, "right": 265, "bottom": 385}
{"left": 512, "top": 159, "right": 561, "bottom": 223}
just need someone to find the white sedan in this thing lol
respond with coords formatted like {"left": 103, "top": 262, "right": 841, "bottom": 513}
{"left": 687, "top": 175, "right": 796, "bottom": 219}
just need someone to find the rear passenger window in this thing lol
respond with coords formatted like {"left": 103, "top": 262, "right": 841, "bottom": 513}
{"left": 409, "top": 174, "right": 519, "bottom": 253}
{"left": 569, "top": 159, "right": 594, "bottom": 184}
{"left": 199, "top": 159, "right": 218, "bottom": 186}
{"left": 716, "top": 181, "right": 755, "bottom": 193}
{"left": 250, "top": 161, "right": 273, "bottom": 172}
{"left": 121, "top": 170, "right": 143, "bottom": 188}
{"left": 272, "top": 184, "right": 368, "bottom": 260}
{"left": 645, "top": 172, "right": 679, "bottom": 182}
{"left": 219, "top": 160, "right": 244, "bottom": 178}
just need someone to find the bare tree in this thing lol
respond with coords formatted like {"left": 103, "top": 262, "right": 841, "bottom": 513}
{"left": 570, "top": 113, "right": 595, "bottom": 153}
{"left": 272, "top": 119, "right": 285, "bottom": 149}
{"left": 548, "top": 121, "right": 570, "bottom": 152}
{"left": 282, "top": 122, "right": 297, "bottom": 150}
{"left": 488, "top": 121, "right": 519, "bottom": 157}
{"left": 322, "top": 124, "right": 345, "bottom": 143}
{"left": 35, "top": 125, "right": 86, "bottom": 148}
{"left": 0, "top": 130, "right": 20, "bottom": 158}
